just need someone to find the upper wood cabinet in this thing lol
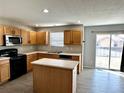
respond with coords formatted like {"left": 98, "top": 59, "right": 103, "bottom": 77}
{"left": 64, "top": 30, "right": 72, "bottom": 45}
{"left": 64, "top": 30, "right": 81, "bottom": 45}
{"left": 29, "top": 31, "right": 37, "bottom": 45}
{"left": 72, "top": 31, "right": 81, "bottom": 44}
{"left": 3, "top": 26, "right": 13, "bottom": 35}
{"left": 3, "top": 26, "right": 21, "bottom": 36}
{"left": 12, "top": 27, "right": 21, "bottom": 36}
{"left": 0, "top": 26, "right": 4, "bottom": 45}
{"left": 21, "top": 30, "right": 37, "bottom": 45}
{"left": 36, "top": 31, "right": 49, "bottom": 45}
{"left": 21, "top": 29, "right": 30, "bottom": 45}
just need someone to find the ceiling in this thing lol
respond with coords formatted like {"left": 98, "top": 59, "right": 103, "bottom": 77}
{"left": 0, "top": 0, "right": 124, "bottom": 27}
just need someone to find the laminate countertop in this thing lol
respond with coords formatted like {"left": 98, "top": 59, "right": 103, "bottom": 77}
{"left": 32, "top": 58, "right": 78, "bottom": 70}
{"left": 0, "top": 57, "right": 10, "bottom": 61}
{"left": 24, "top": 51, "right": 81, "bottom": 56}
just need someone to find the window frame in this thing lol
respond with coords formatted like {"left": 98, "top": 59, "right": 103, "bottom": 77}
{"left": 50, "top": 31, "right": 64, "bottom": 47}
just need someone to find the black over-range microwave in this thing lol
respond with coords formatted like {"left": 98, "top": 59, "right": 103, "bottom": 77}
{"left": 3, "top": 35, "right": 22, "bottom": 46}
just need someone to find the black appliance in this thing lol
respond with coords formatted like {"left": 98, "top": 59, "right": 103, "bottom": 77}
{"left": 3, "top": 35, "right": 22, "bottom": 46}
{"left": 0, "top": 48, "right": 27, "bottom": 80}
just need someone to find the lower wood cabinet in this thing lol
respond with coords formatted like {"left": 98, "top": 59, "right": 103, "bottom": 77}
{"left": 27, "top": 53, "right": 38, "bottom": 72}
{"left": 38, "top": 53, "right": 59, "bottom": 59}
{"left": 27, "top": 52, "right": 82, "bottom": 74}
{"left": 32, "top": 59, "right": 77, "bottom": 93}
{"left": 72, "top": 56, "right": 81, "bottom": 74}
{"left": 0, "top": 59, "right": 10, "bottom": 84}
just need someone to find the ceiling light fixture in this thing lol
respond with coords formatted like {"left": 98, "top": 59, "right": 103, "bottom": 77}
{"left": 43, "top": 9, "right": 49, "bottom": 13}
{"left": 35, "top": 24, "right": 39, "bottom": 27}
{"left": 78, "top": 20, "right": 81, "bottom": 23}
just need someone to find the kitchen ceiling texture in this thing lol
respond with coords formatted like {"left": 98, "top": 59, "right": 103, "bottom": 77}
{"left": 0, "top": 0, "right": 124, "bottom": 27}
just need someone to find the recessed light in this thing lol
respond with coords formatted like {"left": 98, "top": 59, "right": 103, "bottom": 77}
{"left": 35, "top": 24, "right": 39, "bottom": 27}
{"left": 43, "top": 9, "right": 49, "bottom": 13}
{"left": 78, "top": 20, "right": 81, "bottom": 23}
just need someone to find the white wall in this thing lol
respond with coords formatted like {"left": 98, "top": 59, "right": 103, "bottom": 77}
{"left": 84, "top": 24, "right": 124, "bottom": 68}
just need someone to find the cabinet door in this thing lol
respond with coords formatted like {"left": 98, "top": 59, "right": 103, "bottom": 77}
{"left": 72, "top": 56, "right": 81, "bottom": 74}
{"left": 21, "top": 30, "right": 30, "bottom": 45}
{"left": 64, "top": 30, "right": 72, "bottom": 45}
{"left": 38, "top": 53, "right": 59, "bottom": 59}
{"left": 36, "top": 31, "right": 49, "bottom": 45}
{"left": 29, "top": 31, "right": 37, "bottom": 45}
{"left": 13, "top": 27, "right": 21, "bottom": 36}
{"left": 0, "top": 63, "right": 10, "bottom": 82}
{"left": 0, "top": 26, "right": 4, "bottom": 45}
{"left": 0, "top": 60, "right": 10, "bottom": 82}
{"left": 3, "top": 26, "right": 13, "bottom": 35}
{"left": 72, "top": 31, "right": 81, "bottom": 45}
{"left": 27, "top": 53, "right": 37, "bottom": 71}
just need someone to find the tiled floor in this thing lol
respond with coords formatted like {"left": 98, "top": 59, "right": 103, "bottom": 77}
{"left": 0, "top": 69, "right": 124, "bottom": 93}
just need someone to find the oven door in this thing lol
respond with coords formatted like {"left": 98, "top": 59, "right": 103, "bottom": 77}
{"left": 9, "top": 55, "right": 27, "bottom": 80}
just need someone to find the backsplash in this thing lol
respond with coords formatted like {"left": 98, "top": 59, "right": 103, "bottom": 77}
{"left": 37, "top": 45, "right": 82, "bottom": 53}
{"left": 0, "top": 45, "right": 37, "bottom": 53}
{"left": 0, "top": 45, "right": 82, "bottom": 53}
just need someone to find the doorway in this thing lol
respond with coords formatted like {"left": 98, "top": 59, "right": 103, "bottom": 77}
{"left": 95, "top": 34, "right": 124, "bottom": 70}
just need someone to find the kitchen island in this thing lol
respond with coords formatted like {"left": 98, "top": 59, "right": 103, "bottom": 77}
{"left": 32, "top": 58, "right": 78, "bottom": 93}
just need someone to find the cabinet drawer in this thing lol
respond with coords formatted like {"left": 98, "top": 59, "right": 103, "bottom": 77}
{"left": 38, "top": 53, "right": 59, "bottom": 59}
{"left": 72, "top": 56, "right": 79, "bottom": 61}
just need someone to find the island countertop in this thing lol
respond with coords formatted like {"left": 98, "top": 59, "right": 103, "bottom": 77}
{"left": 32, "top": 58, "right": 78, "bottom": 70}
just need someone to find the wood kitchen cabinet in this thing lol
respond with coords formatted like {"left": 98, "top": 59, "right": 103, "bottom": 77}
{"left": 0, "top": 25, "right": 4, "bottom": 45}
{"left": 29, "top": 31, "right": 37, "bottom": 45}
{"left": 27, "top": 53, "right": 38, "bottom": 72}
{"left": 27, "top": 52, "right": 82, "bottom": 74}
{"left": 72, "top": 56, "right": 82, "bottom": 73}
{"left": 21, "top": 29, "right": 30, "bottom": 45}
{"left": 0, "top": 59, "right": 10, "bottom": 84}
{"left": 36, "top": 31, "right": 49, "bottom": 45}
{"left": 38, "top": 53, "right": 59, "bottom": 59}
{"left": 12, "top": 27, "right": 21, "bottom": 36}
{"left": 32, "top": 58, "right": 78, "bottom": 93}
{"left": 4, "top": 26, "right": 21, "bottom": 36}
{"left": 3, "top": 25, "right": 13, "bottom": 35}
{"left": 64, "top": 30, "right": 81, "bottom": 45}
{"left": 21, "top": 30, "right": 37, "bottom": 45}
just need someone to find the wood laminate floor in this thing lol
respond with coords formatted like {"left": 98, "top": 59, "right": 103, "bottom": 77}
{"left": 0, "top": 69, "right": 124, "bottom": 93}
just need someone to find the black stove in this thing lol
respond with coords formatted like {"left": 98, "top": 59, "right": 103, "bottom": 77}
{"left": 0, "top": 48, "right": 27, "bottom": 80}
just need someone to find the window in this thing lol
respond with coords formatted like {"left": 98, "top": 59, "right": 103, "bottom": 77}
{"left": 50, "top": 32, "right": 64, "bottom": 47}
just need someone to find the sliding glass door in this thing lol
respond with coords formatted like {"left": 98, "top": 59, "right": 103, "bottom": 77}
{"left": 110, "top": 34, "right": 124, "bottom": 70}
{"left": 96, "top": 34, "right": 110, "bottom": 69}
{"left": 95, "top": 34, "right": 124, "bottom": 70}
